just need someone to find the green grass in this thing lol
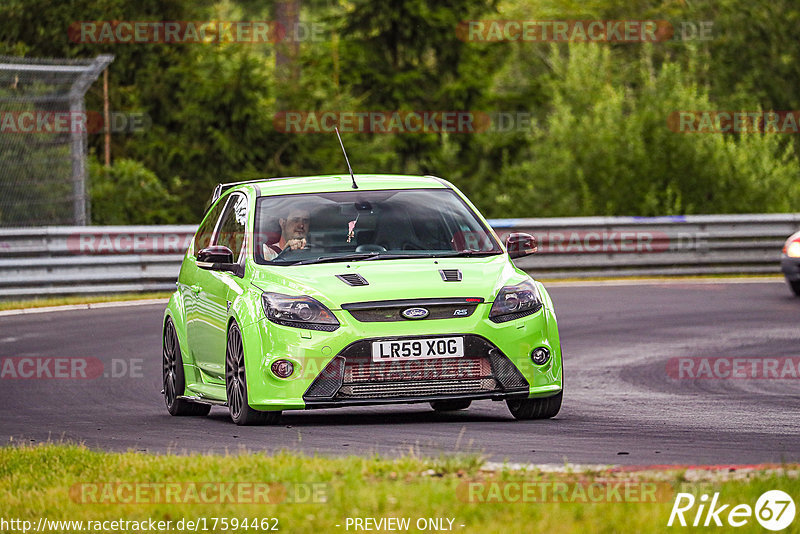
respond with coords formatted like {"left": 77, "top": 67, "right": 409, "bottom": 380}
{"left": 1, "top": 444, "right": 797, "bottom": 533}
{"left": 0, "top": 292, "right": 171, "bottom": 311}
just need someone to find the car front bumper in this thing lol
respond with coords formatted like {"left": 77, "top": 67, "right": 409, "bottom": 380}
{"left": 239, "top": 296, "right": 563, "bottom": 412}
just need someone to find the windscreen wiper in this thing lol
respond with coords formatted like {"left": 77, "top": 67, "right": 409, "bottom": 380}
{"left": 439, "top": 250, "right": 503, "bottom": 257}
{"left": 291, "top": 253, "right": 382, "bottom": 265}
{"left": 290, "top": 250, "right": 500, "bottom": 265}
{"left": 291, "top": 252, "right": 460, "bottom": 265}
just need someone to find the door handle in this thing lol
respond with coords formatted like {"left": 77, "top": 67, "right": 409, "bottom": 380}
{"left": 190, "top": 284, "right": 201, "bottom": 295}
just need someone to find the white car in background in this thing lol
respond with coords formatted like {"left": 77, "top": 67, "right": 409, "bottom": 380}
{"left": 781, "top": 230, "right": 800, "bottom": 296}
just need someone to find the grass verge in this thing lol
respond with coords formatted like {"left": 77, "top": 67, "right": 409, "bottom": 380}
{"left": 0, "top": 444, "right": 797, "bottom": 533}
{"left": 0, "top": 292, "right": 171, "bottom": 311}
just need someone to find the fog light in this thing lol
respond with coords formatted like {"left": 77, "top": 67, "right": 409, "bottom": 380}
{"left": 271, "top": 360, "right": 294, "bottom": 378}
{"left": 531, "top": 347, "right": 550, "bottom": 365}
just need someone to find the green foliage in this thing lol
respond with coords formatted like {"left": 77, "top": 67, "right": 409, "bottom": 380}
{"left": 0, "top": 0, "right": 799, "bottom": 223}
{"left": 89, "top": 157, "right": 185, "bottom": 224}
{"left": 477, "top": 45, "right": 800, "bottom": 217}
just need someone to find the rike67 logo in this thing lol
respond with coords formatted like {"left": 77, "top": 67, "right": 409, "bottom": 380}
{"left": 668, "top": 490, "right": 795, "bottom": 531}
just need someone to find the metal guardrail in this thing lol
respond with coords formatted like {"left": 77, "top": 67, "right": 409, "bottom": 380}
{"left": 495, "top": 214, "right": 800, "bottom": 278}
{"left": 0, "top": 214, "right": 797, "bottom": 298}
{"left": 0, "top": 226, "right": 191, "bottom": 297}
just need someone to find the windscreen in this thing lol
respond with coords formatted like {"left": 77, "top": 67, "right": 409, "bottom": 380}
{"left": 253, "top": 188, "right": 501, "bottom": 265}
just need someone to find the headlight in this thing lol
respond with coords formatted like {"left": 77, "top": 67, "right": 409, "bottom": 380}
{"left": 784, "top": 240, "right": 800, "bottom": 258}
{"left": 262, "top": 293, "right": 340, "bottom": 331}
{"left": 489, "top": 280, "right": 543, "bottom": 323}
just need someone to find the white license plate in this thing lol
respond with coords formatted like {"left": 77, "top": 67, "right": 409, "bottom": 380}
{"left": 371, "top": 337, "right": 464, "bottom": 362}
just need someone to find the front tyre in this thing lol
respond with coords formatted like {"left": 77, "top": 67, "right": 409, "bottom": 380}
{"left": 226, "top": 322, "right": 281, "bottom": 426}
{"left": 162, "top": 317, "right": 211, "bottom": 416}
{"left": 506, "top": 391, "right": 562, "bottom": 420}
{"left": 789, "top": 280, "right": 800, "bottom": 296}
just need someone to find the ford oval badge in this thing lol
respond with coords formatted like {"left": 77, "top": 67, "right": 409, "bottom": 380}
{"left": 401, "top": 307, "right": 429, "bottom": 319}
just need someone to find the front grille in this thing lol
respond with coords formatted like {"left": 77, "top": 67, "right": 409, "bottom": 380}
{"left": 347, "top": 304, "right": 478, "bottom": 322}
{"left": 342, "top": 297, "right": 482, "bottom": 323}
{"left": 303, "top": 335, "right": 528, "bottom": 402}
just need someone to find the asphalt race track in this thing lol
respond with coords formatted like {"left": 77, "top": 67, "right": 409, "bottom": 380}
{"left": 1, "top": 280, "right": 798, "bottom": 466}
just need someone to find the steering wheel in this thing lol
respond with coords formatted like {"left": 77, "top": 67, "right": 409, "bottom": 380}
{"left": 273, "top": 242, "right": 317, "bottom": 260}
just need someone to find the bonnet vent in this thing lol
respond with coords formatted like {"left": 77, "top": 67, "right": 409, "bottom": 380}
{"left": 439, "top": 269, "right": 462, "bottom": 282}
{"left": 336, "top": 273, "right": 369, "bottom": 286}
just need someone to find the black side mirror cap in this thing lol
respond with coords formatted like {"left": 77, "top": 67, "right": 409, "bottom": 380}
{"left": 505, "top": 233, "right": 537, "bottom": 259}
{"left": 197, "top": 245, "right": 241, "bottom": 275}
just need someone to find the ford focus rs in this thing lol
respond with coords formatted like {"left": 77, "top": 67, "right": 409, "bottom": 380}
{"left": 162, "top": 174, "right": 563, "bottom": 425}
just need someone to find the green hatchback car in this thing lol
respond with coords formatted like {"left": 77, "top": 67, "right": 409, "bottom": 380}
{"left": 163, "top": 174, "right": 563, "bottom": 425}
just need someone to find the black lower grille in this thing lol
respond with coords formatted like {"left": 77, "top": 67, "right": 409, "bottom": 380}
{"left": 303, "top": 335, "right": 528, "bottom": 404}
{"left": 346, "top": 357, "right": 488, "bottom": 382}
{"left": 341, "top": 379, "right": 492, "bottom": 397}
{"left": 304, "top": 356, "right": 345, "bottom": 398}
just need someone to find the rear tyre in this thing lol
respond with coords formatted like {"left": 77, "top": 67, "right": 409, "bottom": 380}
{"left": 430, "top": 400, "right": 472, "bottom": 412}
{"left": 226, "top": 322, "right": 281, "bottom": 426}
{"left": 506, "top": 391, "right": 562, "bottom": 420}
{"left": 789, "top": 280, "right": 800, "bottom": 296}
{"left": 162, "top": 317, "right": 211, "bottom": 416}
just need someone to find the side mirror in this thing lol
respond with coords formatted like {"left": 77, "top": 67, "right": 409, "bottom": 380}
{"left": 505, "top": 233, "right": 537, "bottom": 259}
{"left": 197, "top": 245, "right": 239, "bottom": 273}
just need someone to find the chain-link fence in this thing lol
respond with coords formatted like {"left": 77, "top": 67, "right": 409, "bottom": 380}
{"left": 0, "top": 55, "right": 113, "bottom": 227}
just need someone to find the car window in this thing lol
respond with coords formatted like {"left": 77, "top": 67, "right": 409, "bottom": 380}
{"left": 193, "top": 197, "right": 227, "bottom": 254}
{"left": 253, "top": 188, "right": 501, "bottom": 265}
{"left": 214, "top": 193, "right": 248, "bottom": 262}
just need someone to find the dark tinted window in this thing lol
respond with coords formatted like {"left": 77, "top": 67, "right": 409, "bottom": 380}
{"left": 253, "top": 188, "right": 500, "bottom": 265}
{"left": 193, "top": 198, "right": 227, "bottom": 253}
{"left": 214, "top": 194, "right": 247, "bottom": 262}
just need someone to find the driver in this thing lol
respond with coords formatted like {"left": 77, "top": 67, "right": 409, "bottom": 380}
{"left": 263, "top": 208, "right": 310, "bottom": 260}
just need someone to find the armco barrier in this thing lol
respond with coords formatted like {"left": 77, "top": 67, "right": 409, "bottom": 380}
{"left": 0, "top": 214, "right": 797, "bottom": 298}
{"left": 0, "top": 226, "right": 193, "bottom": 297}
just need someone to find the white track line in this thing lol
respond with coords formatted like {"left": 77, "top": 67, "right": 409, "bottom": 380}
{"left": 0, "top": 298, "right": 169, "bottom": 317}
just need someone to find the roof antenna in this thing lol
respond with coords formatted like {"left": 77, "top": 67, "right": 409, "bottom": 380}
{"left": 335, "top": 127, "right": 358, "bottom": 189}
